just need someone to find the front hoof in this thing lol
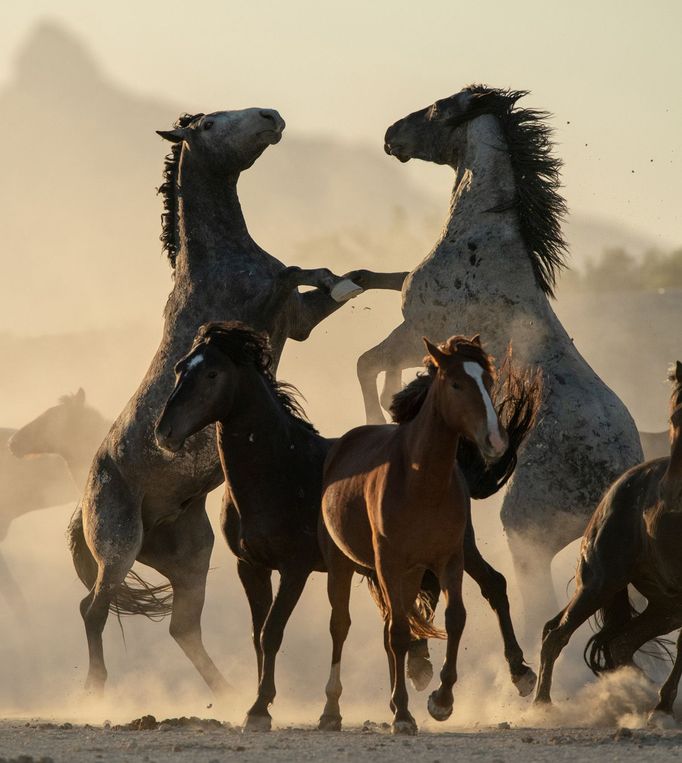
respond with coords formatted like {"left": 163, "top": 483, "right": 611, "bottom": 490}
{"left": 242, "top": 713, "right": 272, "bottom": 732}
{"left": 391, "top": 718, "right": 418, "bottom": 735}
{"left": 647, "top": 710, "right": 678, "bottom": 730}
{"left": 512, "top": 667, "right": 537, "bottom": 698}
{"left": 407, "top": 654, "right": 434, "bottom": 692}
{"left": 318, "top": 714, "right": 342, "bottom": 732}
{"left": 427, "top": 692, "right": 453, "bottom": 722}
{"left": 533, "top": 695, "right": 552, "bottom": 708}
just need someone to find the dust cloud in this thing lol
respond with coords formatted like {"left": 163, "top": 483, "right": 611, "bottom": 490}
{"left": 0, "top": 20, "right": 680, "bottom": 732}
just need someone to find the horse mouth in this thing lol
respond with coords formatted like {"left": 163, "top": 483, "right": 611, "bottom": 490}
{"left": 384, "top": 143, "right": 410, "bottom": 163}
{"left": 259, "top": 128, "right": 284, "bottom": 145}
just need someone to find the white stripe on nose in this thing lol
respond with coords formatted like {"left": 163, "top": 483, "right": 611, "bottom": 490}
{"left": 463, "top": 362, "right": 504, "bottom": 452}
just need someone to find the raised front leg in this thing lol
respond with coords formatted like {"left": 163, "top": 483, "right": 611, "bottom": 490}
{"left": 357, "top": 321, "right": 422, "bottom": 424}
{"left": 244, "top": 567, "right": 311, "bottom": 731}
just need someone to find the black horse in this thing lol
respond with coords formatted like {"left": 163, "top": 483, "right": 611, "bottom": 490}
{"left": 535, "top": 362, "right": 682, "bottom": 727}
{"left": 156, "top": 321, "right": 540, "bottom": 730}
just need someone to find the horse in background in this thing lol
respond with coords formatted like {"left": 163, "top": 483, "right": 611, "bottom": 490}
{"left": 156, "top": 322, "right": 541, "bottom": 731}
{"left": 70, "top": 107, "right": 408, "bottom": 698}
{"left": 319, "top": 335, "right": 542, "bottom": 734}
{"left": 360, "top": 85, "right": 642, "bottom": 621}
{"left": 535, "top": 362, "right": 682, "bottom": 727}
{"left": 0, "top": 390, "right": 110, "bottom": 616}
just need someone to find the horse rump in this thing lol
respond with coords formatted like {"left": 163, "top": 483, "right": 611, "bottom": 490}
{"left": 67, "top": 507, "right": 173, "bottom": 620}
{"left": 365, "top": 573, "right": 446, "bottom": 640}
{"left": 459, "top": 358, "right": 543, "bottom": 499}
{"left": 584, "top": 587, "right": 673, "bottom": 674}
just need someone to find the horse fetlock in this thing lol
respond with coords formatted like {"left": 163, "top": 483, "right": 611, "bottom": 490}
{"left": 512, "top": 666, "right": 537, "bottom": 697}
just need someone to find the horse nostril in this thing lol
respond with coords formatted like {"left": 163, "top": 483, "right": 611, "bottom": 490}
{"left": 260, "top": 110, "right": 276, "bottom": 124}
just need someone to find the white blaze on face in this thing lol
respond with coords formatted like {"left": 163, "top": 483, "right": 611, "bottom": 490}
{"left": 463, "top": 361, "right": 505, "bottom": 453}
{"left": 186, "top": 353, "right": 204, "bottom": 371}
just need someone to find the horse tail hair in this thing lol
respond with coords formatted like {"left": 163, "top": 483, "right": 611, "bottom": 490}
{"left": 67, "top": 507, "right": 173, "bottom": 621}
{"left": 365, "top": 574, "right": 446, "bottom": 641}
{"left": 459, "top": 353, "right": 544, "bottom": 500}
{"left": 584, "top": 588, "right": 673, "bottom": 674}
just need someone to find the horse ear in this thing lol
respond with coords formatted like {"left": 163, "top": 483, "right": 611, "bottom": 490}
{"left": 75, "top": 388, "right": 86, "bottom": 405}
{"left": 423, "top": 337, "right": 446, "bottom": 368}
{"left": 676, "top": 361, "right": 682, "bottom": 383}
{"left": 470, "top": 334, "right": 482, "bottom": 347}
{"left": 156, "top": 127, "right": 190, "bottom": 143}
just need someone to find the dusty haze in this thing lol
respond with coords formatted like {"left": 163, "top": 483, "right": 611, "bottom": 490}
{"left": 0, "top": 10, "right": 680, "bottom": 735}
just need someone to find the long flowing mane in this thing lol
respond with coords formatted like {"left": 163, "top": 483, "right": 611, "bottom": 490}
{"left": 453, "top": 85, "right": 568, "bottom": 297}
{"left": 669, "top": 363, "right": 682, "bottom": 412}
{"left": 157, "top": 112, "right": 204, "bottom": 269}
{"left": 192, "top": 321, "right": 318, "bottom": 433}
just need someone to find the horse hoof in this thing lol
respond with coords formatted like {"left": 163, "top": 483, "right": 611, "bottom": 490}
{"left": 407, "top": 654, "right": 434, "bottom": 692}
{"left": 513, "top": 668, "right": 537, "bottom": 698}
{"left": 533, "top": 695, "right": 552, "bottom": 708}
{"left": 427, "top": 692, "right": 453, "bottom": 722}
{"left": 318, "top": 714, "right": 342, "bottom": 732}
{"left": 647, "top": 710, "right": 678, "bottom": 730}
{"left": 391, "top": 719, "right": 418, "bottom": 735}
{"left": 242, "top": 713, "right": 272, "bottom": 732}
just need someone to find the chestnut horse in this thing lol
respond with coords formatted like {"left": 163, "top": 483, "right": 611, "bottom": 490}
{"left": 535, "top": 362, "right": 682, "bottom": 727}
{"left": 157, "top": 323, "right": 540, "bottom": 730}
{"left": 319, "top": 335, "right": 535, "bottom": 734}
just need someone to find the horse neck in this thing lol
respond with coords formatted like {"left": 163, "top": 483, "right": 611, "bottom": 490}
{"left": 401, "top": 380, "right": 461, "bottom": 500}
{"left": 660, "top": 426, "right": 682, "bottom": 509}
{"left": 173, "top": 151, "right": 254, "bottom": 278}
{"left": 215, "top": 370, "right": 301, "bottom": 510}
{"left": 441, "top": 114, "right": 548, "bottom": 313}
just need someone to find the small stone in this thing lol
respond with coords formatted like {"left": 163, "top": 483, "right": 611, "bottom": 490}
{"left": 497, "top": 721, "right": 511, "bottom": 730}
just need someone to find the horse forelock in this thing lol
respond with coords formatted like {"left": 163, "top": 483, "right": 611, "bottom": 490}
{"left": 190, "top": 321, "right": 317, "bottom": 433}
{"left": 450, "top": 85, "right": 568, "bottom": 297}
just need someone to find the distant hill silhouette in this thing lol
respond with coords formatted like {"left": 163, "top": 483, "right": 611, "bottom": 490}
{"left": 0, "top": 21, "right": 663, "bottom": 334}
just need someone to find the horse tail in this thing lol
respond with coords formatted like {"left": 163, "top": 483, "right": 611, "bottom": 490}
{"left": 67, "top": 507, "right": 173, "bottom": 620}
{"left": 365, "top": 574, "right": 446, "bottom": 641}
{"left": 460, "top": 359, "right": 544, "bottom": 500}
{"left": 584, "top": 588, "right": 673, "bottom": 674}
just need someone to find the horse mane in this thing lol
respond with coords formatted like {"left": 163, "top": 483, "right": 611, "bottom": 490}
{"left": 453, "top": 85, "right": 568, "bottom": 298}
{"left": 157, "top": 112, "right": 204, "bottom": 269}
{"left": 669, "top": 363, "right": 682, "bottom": 412}
{"left": 390, "top": 335, "right": 494, "bottom": 424}
{"left": 193, "top": 321, "right": 318, "bottom": 433}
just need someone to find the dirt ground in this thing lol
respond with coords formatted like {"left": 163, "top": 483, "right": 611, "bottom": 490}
{"left": 1, "top": 719, "right": 682, "bottom": 763}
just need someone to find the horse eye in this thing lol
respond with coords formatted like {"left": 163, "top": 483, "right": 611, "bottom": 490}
{"left": 203, "top": 120, "right": 214, "bottom": 131}
{"left": 451, "top": 382, "right": 461, "bottom": 390}
{"left": 207, "top": 370, "right": 218, "bottom": 379}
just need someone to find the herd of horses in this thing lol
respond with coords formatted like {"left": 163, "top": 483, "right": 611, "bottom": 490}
{"left": 3, "top": 84, "right": 682, "bottom": 734}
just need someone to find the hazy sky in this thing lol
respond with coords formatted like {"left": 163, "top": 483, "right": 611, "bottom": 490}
{"left": 1, "top": 0, "right": 680, "bottom": 245}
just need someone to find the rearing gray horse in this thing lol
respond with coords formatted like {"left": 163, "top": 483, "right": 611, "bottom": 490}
{"left": 358, "top": 86, "right": 643, "bottom": 621}
{"left": 68, "top": 107, "right": 406, "bottom": 695}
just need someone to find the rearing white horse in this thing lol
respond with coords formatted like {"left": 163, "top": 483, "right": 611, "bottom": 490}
{"left": 359, "top": 85, "right": 642, "bottom": 619}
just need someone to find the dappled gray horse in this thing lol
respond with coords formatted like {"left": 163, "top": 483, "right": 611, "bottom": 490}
{"left": 359, "top": 86, "right": 642, "bottom": 619}
{"left": 68, "top": 108, "right": 406, "bottom": 695}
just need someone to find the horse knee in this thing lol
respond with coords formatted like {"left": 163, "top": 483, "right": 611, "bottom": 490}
{"left": 444, "top": 601, "right": 466, "bottom": 634}
{"left": 388, "top": 618, "right": 411, "bottom": 654}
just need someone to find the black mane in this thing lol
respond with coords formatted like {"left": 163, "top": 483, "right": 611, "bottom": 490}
{"left": 193, "top": 321, "right": 318, "bottom": 433}
{"left": 157, "top": 112, "right": 204, "bottom": 269}
{"left": 455, "top": 85, "right": 568, "bottom": 297}
{"left": 670, "top": 363, "right": 682, "bottom": 411}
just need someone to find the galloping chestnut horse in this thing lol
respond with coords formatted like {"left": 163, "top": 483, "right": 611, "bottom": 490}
{"left": 535, "top": 362, "right": 682, "bottom": 727}
{"left": 319, "top": 335, "right": 535, "bottom": 734}
{"left": 157, "top": 323, "right": 540, "bottom": 731}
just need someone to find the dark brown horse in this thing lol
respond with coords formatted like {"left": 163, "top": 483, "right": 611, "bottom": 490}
{"left": 535, "top": 362, "right": 682, "bottom": 727}
{"left": 156, "top": 323, "right": 540, "bottom": 730}
{"left": 319, "top": 336, "right": 541, "bottom": 734}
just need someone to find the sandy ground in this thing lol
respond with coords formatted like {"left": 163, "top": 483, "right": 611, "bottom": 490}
{"left": 1, "top": 719, "right": 682, "bottom": 763}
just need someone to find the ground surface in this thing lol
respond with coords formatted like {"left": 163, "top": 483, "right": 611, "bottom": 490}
{"left": 1, "top": 720, "right": 682, "bottom": 763}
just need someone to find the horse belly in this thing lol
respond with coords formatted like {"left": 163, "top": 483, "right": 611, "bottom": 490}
{"left": 322, "top": 482, "right": 375, "bottom": 569}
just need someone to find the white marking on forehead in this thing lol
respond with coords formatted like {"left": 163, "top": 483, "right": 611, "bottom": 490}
{"left": 463, "top": 361, "right": 500, "bottom": 440}
{"left": 186, "top": 353, "right": 204, "bottom": 371}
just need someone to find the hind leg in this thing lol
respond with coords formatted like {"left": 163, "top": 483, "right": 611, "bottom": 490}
{"left": 318, "top": 544, "right": 355, "bottom": 731}
{"left": 463, "top": 517, "right": 535, "bottom": 696}
{"left": 407, "top": 570, "right": 438, "bottom": 691}
{"left": 139, "top": 497, "right": 230, "bottom": 697}
{"left": 80, "top": 480, "right": 142, "bottom": 692}
{"left": 649, "top": 629, "right": 682, "bottom": 727}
